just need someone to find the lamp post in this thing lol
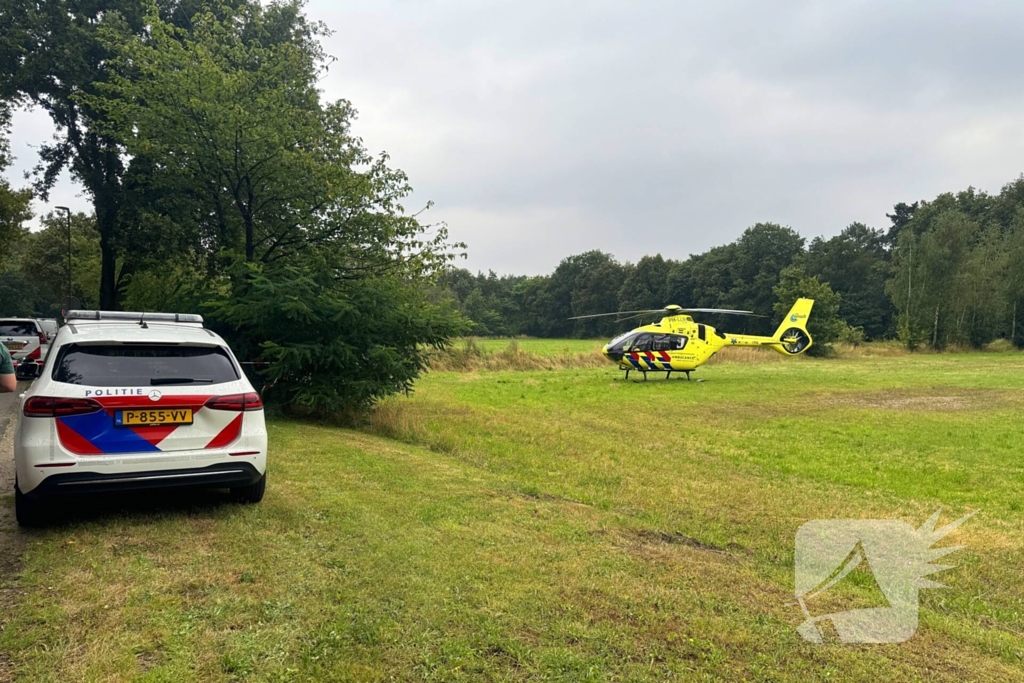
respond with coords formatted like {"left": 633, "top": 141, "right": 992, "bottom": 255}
{"left": 54, "top": 206, "right": 72, "bottom": 298}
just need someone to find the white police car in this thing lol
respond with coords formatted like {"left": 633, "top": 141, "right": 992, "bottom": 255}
{"left": 0, "top": 317, "right": 48, "bottom": 380}
{"left": 13, "top": 311, "right": 267, "bottom": 526}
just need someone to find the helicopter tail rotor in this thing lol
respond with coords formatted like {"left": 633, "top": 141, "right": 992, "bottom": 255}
{"left": 772, "top": 298, "right": 815, "bottom": 355}
{"left": 777, "top": 327, "right": 812, "bottom": 355}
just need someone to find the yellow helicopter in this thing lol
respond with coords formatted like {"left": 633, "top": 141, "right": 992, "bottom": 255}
{"left": 571, "top": 298, "right": 815, "bottom": 380}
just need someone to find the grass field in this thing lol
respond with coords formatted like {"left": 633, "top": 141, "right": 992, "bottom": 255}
{"left": 2, "top": 350, "right": 1024, "bottom": 681}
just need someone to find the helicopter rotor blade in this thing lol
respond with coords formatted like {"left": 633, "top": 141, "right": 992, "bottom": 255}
{"left": 679, "top": 308, "right": 766, "bottom": 317}
{"left": 569, "top": 306, "right": 767, "bottom": 321}
{"left": 567, "top": 309, "right": 666, "bottom": 320}
{"left": 613, "top": 313, "right": 650, "bottom": 324}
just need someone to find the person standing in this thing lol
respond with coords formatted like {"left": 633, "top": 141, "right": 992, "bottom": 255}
{"left": 0, "top": 342, "right": 16, "bottom": 392}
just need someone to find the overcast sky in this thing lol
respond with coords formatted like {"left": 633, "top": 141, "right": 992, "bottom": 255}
{"left": 6, "top": 0, "right": 1024, "bottom": 274}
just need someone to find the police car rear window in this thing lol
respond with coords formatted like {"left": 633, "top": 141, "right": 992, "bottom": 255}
{"left": 0, "top": 321, "right": 39, "bottom": 336}
{"left": 52, "top": 344, "right": 240, "bottom": 387}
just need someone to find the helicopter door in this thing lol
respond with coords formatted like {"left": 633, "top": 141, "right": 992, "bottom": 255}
{"left": 625, "top": 334, "right": 654, "bottom": 370}
{"left": 651, "top": 335, "right": 673, "bottom": 352}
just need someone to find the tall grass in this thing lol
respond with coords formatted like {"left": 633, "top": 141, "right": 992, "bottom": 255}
{"left": 703, "top": 347, "right": 784, "bottom": 365}
{"left": 431, "top": 339, "right": 794, "bottom": 371}
{"left": 428, "top": 339, "right": 607, "bottom": 372}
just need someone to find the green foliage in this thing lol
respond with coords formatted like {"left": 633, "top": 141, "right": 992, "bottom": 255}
{"left": 0, "top": 210, "right": 100, "bottom": 317}
{"left": 884, "top": 201, "right": 917, "bottom": 246}
{"left": 773, "top": 266, "right": 844, "bottom": 356}
{"left": 667, "top": 243, "right": 738, "bottom": 309}
{"left": 0, "top": 108, "right": 32, "bottom": 269}
{"left": 120, "top": 263, "right": 220, "bottom": 314}
{"left": 0, "top": 0, "right": 168, "bottom": 307}
{"left": 0, "top": 188, "right": 30, "bottom": 268}
{"left": 439, "top": 270, "right": 527, "bottom": 336}
{"left": 543, "top": 251, "right": 622, "bottom": 337}
{"left": 94, "top": 2, "right": 332, "bottom": 265}
{"left": 730, "top": 223, "right": 806, "bottom": 327}
{"left": 837, "top": 323, "right": 866, "bottom": 347}
{"left": 572, "top": 258, "right": 627, "bottom": 337}
{"left": 617, "top": 254, "right": 670, "bottom": 313}
{"left": 886, "top": 195, "right": 1021, "bottom": 350}
{"left": 20, "top": 211, "right": 101, "bottom": 309}
{"left": 0, "top": 271, "right": 45, "bottom": 317}
{"left": 206, "top": 260, "right": 467, "bottom": 415}
{"left": 805, "top": 223, "right": 892, "bottom": 339}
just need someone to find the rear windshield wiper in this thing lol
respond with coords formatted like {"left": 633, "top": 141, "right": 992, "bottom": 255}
{"left": 150, "top": 377, "right": 214, "bottom": 385}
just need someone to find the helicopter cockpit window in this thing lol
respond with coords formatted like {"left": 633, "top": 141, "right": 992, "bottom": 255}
{"left": 670, "top": 335, "right": 688, "bottom": 350}
{"left": 629, "top": 334, "right": 653, "bottom": 352}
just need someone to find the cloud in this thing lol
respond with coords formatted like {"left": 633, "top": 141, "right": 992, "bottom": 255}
{"left": 7, "top": 0, "right": 1024, "bottom": 272}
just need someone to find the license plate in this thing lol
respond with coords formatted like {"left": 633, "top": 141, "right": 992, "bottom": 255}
{"left": 3, "top": 341, "right": 25, "bottom": 351}
{"left": 115, "top": 408, "right": 194, "bottom": 427}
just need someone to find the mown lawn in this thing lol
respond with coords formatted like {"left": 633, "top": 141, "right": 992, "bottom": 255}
{"left": 2, "top": 352, "right": 1024, "bottom": 681}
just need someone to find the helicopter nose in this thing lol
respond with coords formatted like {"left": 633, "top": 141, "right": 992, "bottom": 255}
{"left": 603, "top": 345, "right": 624, "bottom": 362}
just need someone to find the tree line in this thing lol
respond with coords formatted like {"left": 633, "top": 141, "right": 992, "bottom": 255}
{"left": 442, "top": 178, "right": 1024, "bottom": 352}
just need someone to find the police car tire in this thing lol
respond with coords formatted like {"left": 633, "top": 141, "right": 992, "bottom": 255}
{"left": 232, "top": 473, "right": 266, "bottom": 504}
{"left": 15, "top": 481, "right": 49, "bottom": 528}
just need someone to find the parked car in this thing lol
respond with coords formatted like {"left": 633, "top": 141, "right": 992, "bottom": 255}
{"left": 38, "top": 318, "right": 58, "bottom": 342}
{"left": 13, "top": 310, "right": 267, "bottom": 526}
{"left": 0, "top": 318, "right": 48, "bottom": 380}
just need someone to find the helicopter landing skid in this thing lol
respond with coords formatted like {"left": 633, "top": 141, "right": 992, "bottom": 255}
{"left": 623, "top": 369, "right": 692, "bottom": 381}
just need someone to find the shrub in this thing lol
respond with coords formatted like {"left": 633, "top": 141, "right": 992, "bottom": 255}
{"left": 207, "top": 260, "right": 466, "bottom": 416}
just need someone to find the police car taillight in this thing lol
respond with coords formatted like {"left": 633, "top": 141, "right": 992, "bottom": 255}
{"left": 37, "top": 331, "right": 46, "bottom": 345}
{"left": 204, "top": 392, "right": 263, "bottom": 412}
{"left": 24, "top": 396, "right": 103, "bottom": 418}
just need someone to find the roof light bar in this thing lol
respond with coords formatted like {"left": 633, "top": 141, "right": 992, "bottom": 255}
{"left": 65, "top": 310, "right": 204, "bottom": 324}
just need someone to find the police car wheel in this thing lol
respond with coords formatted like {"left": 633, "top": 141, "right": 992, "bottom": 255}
{"left": 14, "top": 480, "right": 49, "bottom": 528}
{"left": 231, "top": 473, "right": 266, "bottom": 504}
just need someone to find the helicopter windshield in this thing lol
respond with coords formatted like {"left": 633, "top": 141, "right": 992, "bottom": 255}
{"left": 606, "top": 331, "right": 637, "bottom": 351}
